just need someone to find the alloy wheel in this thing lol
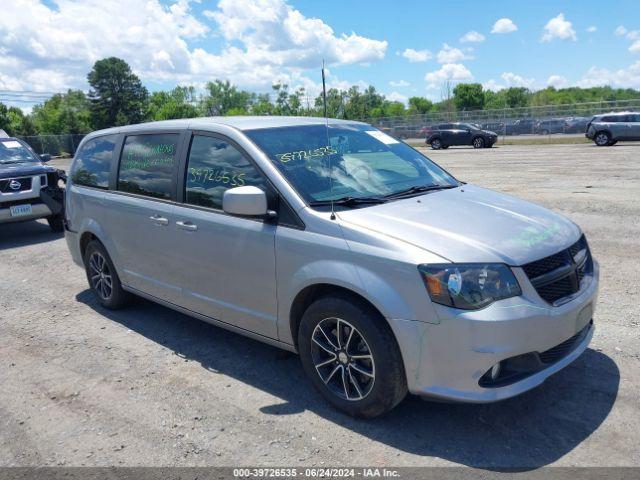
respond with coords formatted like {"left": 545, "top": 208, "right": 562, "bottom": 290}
{"left": 89, "top": 251, "right": 113, "bottom": 301}
{"left": 595, "top": 133, "right": 609, "bottom": 146}
{"left": 310, "top": 317, "right": 375, "bottom": 401}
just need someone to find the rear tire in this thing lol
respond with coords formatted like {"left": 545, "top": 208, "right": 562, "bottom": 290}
{"left": 430, "top": 138, "right": 443, "bottom": 150}
{"left": 47, "top": 214, "right": 64, "bottom": 232}
{"left": 298, "top": 294, "right": 407, "bottom": 418}
{"left": 472, "top": 137, "right": 485, "bottom": 149}
{"left": 594, "top": 131, "right": 611, "bottom": 146}
{"left": 83, "top": 240, "right": 132, "bottom": 310}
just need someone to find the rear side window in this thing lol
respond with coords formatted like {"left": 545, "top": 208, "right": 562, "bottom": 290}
{"left": 601, "top": 115, "right": 624, "bottom": 122}
{"left": 184, "top": 135, "right": 267, "bottom": 210}
{"left": 71, "top": 135, "right": 117, "bottom": 188}
{"left": 117, "top": 133, "right": 179, "bottom": 200}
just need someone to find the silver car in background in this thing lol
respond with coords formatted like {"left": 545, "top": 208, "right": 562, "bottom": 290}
{"left": 586, "top": 111, "right": 640, "bottom": 146}
{"left": 64, "top": 117, "right": 598, "bottom": 417}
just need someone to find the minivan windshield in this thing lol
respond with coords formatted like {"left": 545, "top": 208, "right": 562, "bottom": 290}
{"left": 245, "top": 124, "right": 458, "bottom": 204}
{"left": 0, "top": 139, "right": 39, "bottom": 165}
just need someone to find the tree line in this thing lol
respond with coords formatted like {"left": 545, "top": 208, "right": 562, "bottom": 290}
{"left": 1, "top": 56, "right": 639, "bottom": 137}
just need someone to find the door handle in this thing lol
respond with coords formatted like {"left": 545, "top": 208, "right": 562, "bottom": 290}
{"left": 149, "top": 214, "right": 169, "bottom": 226}
{"left": 176, "top": 220, "right": 198, "bottom": 232}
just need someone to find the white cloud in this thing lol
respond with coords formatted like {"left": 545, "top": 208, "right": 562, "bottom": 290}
{"left": 437, "top": 44, "right": 472, "bottom": 63}
{"left": 501, "top": 72, "right": 535, "bottom": 88}
{"left": 425, "top": 63, "right": 473, "bottom": 88}
{"left": 541, "top": 13, "right": 577, "bottom": 42}
{"left": 615, "top": 25, "right": 627, "bottom": 36}
{"left": 401, "top": 48, "right": 432, "bottom": 63}
{"left": 460, "top": 31, "right": 485, "bottom": 43}
{"left": 389, "top": 80, "right": 410, "bottom": 87}
{"left": 386, "top": 91, "right": 408, "bottom": 104}
{"left": 578, "top": 61, "right": 640, "bottom": 88}
{"left": 0, "top": 0, "right": 387, "bottom": 95}
{"left": 491, "top": 18, "right": 518, "bottom": 34}
{"left": 482, "top": 79, "right": 505, "bottom": 92}
{"left": 630, "top": 41, "right": 640, "bottom": 53}
{"left": 627, "top": 30, "right": 640, "bottom": 41}
{"left": 587, "top": 26, "right": 597, "bottom": 33}
{"left": 547, "top": 75, "right": 568, "bottom": 88}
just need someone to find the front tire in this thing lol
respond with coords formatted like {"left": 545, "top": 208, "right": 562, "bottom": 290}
{"left": 47, "top": 214, "right": 64, "bottom": 232}
{"left": 298, "top": 294, "right": 407, "bottom": 418}
{"left": 83, "top": 240, "right": 132, "bottom": 310}
{"left": 472, "top": 137, "right": 485, "bottom": 149}
{"left": 430, "top": 138, "right": 443, "bottom": 150}
{"left": 594, "top": 131, "right": 611, "bottom": 146}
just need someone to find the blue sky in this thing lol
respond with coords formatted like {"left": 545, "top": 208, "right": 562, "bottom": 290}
{"left": 1, "top": 0, "right": 639, "bottom": 108}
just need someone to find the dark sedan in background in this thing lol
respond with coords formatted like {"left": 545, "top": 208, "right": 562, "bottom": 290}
{"left": 426, "top": 123, "right": 498, "bottom": 149}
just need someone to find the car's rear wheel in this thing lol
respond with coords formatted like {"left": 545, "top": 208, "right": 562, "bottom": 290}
{"left": 83, "top": 240, "right": 131, "bottom": 309}
{"left": 472, "top": 137, "right": 485, "bottom": 148}
{"left": 47, "top": 214, "right": 64, "bottom": 232}
{"left": 298, "top": 294, "right": 407, "bottom": 418}
{"left": 594, "top": 131, "right": 611, "bottom": 146}
{"left": 430, "top": 138, "right": 443, "bottom": 150}
{"left": 540, "top": 129, "right": 550, "bottom": 135}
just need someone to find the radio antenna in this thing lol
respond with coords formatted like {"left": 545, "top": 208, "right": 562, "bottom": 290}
{"left": 322, "top": 60, "right": 336, "bottom": 220}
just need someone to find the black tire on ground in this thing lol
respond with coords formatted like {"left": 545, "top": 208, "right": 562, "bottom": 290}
{"left": 83, "top": 240, "right": 132, "bottom": 310}
{"left": 541, "top": 129, "right": 550, "bottom": 135}
{"left": 594, "top": 131, "right": 611, "bottom": 146}
{"left": 298, "top": 294, "right": 407, "bottom": 418}
{"left": 430, "top": 138, "right": 443, "bottom": 150}
{"left": 47, "top": 214, "right": 64, "bottom": 232}
{"left": 472, "top": 137, "right": 485, "bottom": 149}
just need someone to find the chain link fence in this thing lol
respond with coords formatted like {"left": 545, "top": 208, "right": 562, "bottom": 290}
{"left": 364, "top": 98, "right": 640, "bottom": 140}
{"left": 17, "top": 133, "right": 87, "bottom": 157}
{"left": 12, "top": 99, "right": 640, "bottom": 154}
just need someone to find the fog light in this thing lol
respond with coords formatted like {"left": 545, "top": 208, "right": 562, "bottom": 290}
{"left": 490, "top": 362, "right": 502, "bottom": 381}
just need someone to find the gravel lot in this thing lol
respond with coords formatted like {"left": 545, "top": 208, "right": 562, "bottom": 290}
{"left": 0, "top": 143, "right": 638, "bottom": 469}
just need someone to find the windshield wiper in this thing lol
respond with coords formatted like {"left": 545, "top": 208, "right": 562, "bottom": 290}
{"left": 309, "top": 196, "right": 388, "bottom": 207}
{"left": 384, "top": 183, "right": 458, "bottom": 199}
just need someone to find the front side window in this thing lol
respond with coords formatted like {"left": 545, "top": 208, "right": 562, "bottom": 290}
{"left": 1, "top": 139, "right": 40, "bottom": 165}
{"left": 118, "top": 134, "right": 179, "bottom": 199}
{"left": 245, "top": 124, "right": 458, "bottom": 204}
{"left": 185, "top": 135, "right": 266, "bottom": 210}
{"left": 70, "top": 135, "right": 117, "bottom": 188}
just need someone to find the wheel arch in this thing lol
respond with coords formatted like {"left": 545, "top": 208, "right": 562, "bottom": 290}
{"left": 289, "top": 283, "right": 387, "bottom": 351}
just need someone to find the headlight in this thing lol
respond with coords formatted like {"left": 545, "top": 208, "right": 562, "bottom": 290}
{"left": 418, "top": 263, "right": 521, "bottom": 310}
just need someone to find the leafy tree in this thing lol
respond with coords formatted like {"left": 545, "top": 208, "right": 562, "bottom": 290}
{"left": 408, "top": 97, "right": 433, "bottom": 114}
{"left": 453, "top": 83, "right": 485, "bottom": 111}
{"left": 87, "top": 57, "right": 148, "bottom": 129}
{"left": 201, "top": 80, "right": 251, "bottom": 116}
{"left": 250, "top": 93, "right": 275, "bottom": 115}
{"left": 31, "top": 90, "right": 91, "bottom": 134}
{"left": 504, "top": 87, "right": 531, "bottom": 108}
{"left": 147, "top": 86, "right": 201, "bottom": 120}
{"left": 0, "top": 103, "right": 38, "bottom": 136}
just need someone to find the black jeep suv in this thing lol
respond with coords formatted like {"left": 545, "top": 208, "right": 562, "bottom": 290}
{"left": 0, "top": 134, "right": 65, "bottom": 231}
{"left": 426, "top": 123, "right": 498, "bottom": 149}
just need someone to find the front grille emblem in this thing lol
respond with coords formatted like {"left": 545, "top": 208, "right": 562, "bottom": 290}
{"left": 9, "top": 180, "right": 21, "bottom": 190}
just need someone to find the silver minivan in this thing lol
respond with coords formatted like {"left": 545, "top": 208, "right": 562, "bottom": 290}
{"left": 64, "top": 117, "right": 598, "bottom": 417}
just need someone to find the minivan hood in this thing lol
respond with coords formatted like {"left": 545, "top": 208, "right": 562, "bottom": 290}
{"left": 337, "top": 184, "right": 581, "bottom": 265}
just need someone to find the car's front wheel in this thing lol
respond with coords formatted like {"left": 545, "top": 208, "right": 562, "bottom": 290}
{"left": 83, "top": 240, "right": 132, "bottom": 309}
{"left": 472, "top": 137, "right": 485, "bottom": 148}
{"left": 430, "top": 138, "right": 443, "bottom": 150}
{"left": 594, "top": 131, "right": 611, "bottom": 146}
{"left": 298, "top": 294, "right": 407, "bottom": 418}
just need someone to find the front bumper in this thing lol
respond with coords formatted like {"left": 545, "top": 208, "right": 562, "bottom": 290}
{"left": 0, "top": 202, "right": 53, "bottom": 223}
{"left": 388, "top": 261, "right": 599, "bottom": 403}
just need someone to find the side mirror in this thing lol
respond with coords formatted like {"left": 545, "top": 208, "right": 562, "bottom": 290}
{"left": 223, "top": 186, "right": 269, "bottom": 217}
{"left": 40, "top": 153, "right": 51, "bottom": 162}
